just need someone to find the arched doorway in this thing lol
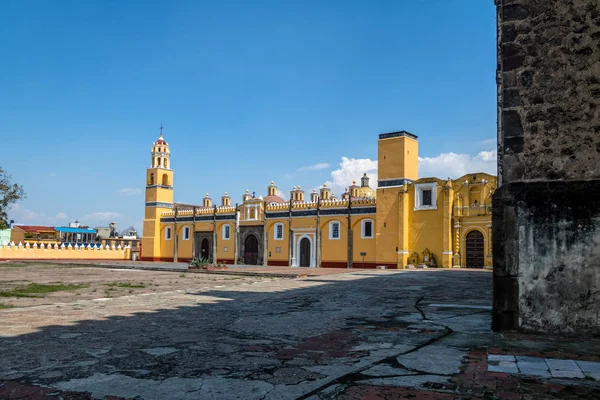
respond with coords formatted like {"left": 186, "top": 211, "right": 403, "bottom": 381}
{"left": 466, "top": 230, "right": 485, "bottom": 268}
{"left": 244, "top": 235, "right": 259, "bottom": 265}
{"left": 201, "top": 238, "right": 210, "bottom": 262}
{"left": 299, "top": 237, "right": 311, "bottom": 267}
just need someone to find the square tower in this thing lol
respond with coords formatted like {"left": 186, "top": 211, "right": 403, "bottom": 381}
{"left": 377, "top": 131, "right": 418, "bottom": 186}
{"left": 375, "top": 131, "right": 419, "bottom": 268}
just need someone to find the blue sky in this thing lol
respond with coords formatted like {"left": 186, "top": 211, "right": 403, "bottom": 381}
{"left": 1, "top": 0, "right": 497, "bottom": 232}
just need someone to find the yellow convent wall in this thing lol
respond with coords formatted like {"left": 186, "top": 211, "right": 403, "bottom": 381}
{"left": 0, "top": 244, "right": 130, "bottom": 261}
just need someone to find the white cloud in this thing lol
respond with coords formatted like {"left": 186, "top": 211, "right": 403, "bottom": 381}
{"left": 275, "top": 189, "right": 287, "bottom": 201}
{"left": 324, "top": 149, "right": 497, "bottom": 195}
{"left": 327, "top": 157, "right": 378, "bottom": 195}
{"left": 283, "top": 173, "right": 294, "bottom": 179}
{"left": 9, "top": 205, "right": 124, "bottom": 230}
{"left": 419, "top": 150, "right": 497, "bottom": 179}
{"left": 9, "top": 205, "right": 66, "bottom": 226}
{"left": 118, "top": 188, "right": 142, "bottom": 196}
{"left": 297, "top": 162, "right": 330, "bottom": 172}
{"left": 81, "top": 212, "right": 121, "bottom": 227}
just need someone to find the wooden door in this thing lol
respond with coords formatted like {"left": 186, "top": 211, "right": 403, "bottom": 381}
{"left": 299, "top": 237, "right": 311, "bottom": 267}
{"left": 466, "top": 230, "right": 485, "bottom": 268}
{"left": 244, "top": 235, "right": 259, "bottom": 265}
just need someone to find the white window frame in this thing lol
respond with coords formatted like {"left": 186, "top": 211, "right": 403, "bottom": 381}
{"left": 222, "top": 224, "right": 231, "bottom": 240}
{"left": 246, "top": 205, "right": 259, "bottom": 221}
{"left": 182, "top": 226, "right": 190, "bottom": 240}
{"left": 361, "top": 219, "right": 374, "bottom": 239}
{"left": 165, "top": 226, "right": 172, "bottom": 240}
{"left": 274, "top": 223, "right": 284, "bottom": 240}
{"left": 414, "top": 182, "right": 438, "bottom": 211}
{"left": 329, "top": 221, "right": 341, "bottom": 240}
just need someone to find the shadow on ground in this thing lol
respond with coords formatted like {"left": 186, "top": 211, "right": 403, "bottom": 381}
{"left": 1, "top": 269, "right": 599, "bottom": 399}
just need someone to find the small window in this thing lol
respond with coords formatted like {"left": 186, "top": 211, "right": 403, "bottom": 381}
{"left": 165, "top": 227, "right": 172, "bottom": 240}
{"left": 422, "top": 189, "right": 432, "bottom": 206}
{"left": 183, "top": 226, "right": 190, "bottom": 240}
{"left": 361, "top": 219, "right": 374, "bottom": 239}
{"left": 274, "top": 223, "right": 284, "bottom": 240}
{"left": 222, "top": 224, "right": 231, "bottom": 240}
{"left": 415, "top": 183, "right": 438, "bottom": 211}
{"left": 329, "top": 221, "right": 340, "bottom": 240}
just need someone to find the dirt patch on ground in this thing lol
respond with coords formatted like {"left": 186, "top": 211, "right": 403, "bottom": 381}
{"left": 0, "top": 262, "right": 262, "bottom": 308}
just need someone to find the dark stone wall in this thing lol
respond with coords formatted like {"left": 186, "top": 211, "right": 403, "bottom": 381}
{"left": 494, "top": 0, "right": 600, "bottom": 334}
{"left": 497, "top": 0, "right": 600, "bottom": 184}
{"left": 493, "top": 181, "right": 600, "bottom": 334}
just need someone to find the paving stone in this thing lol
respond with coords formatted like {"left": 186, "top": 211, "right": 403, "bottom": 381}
{"left": 54, "top": 373, "right": 274, "bottom": 400}
{"left": 550, "top": 369, "right": 585, "bottom": 379}
{"left": 141, "top": 347, "right": 178, "bottom": 356}
{"left": 546, "top": 359, "right": 582, "bottom": 371}
{"left": 488, "top": 354, "right": 516, "bottom": 362}
{"left": 488, "top": 361, "right": 519, "bottom": 374}
{"left": 584, "top": 372, "right": 600, "bottom": 380}
{"left": 361, "top": 364, "right": 417, "bottom": 377}
{"left": 72, "top": 360, "right": 98, "bottom": 367}
{"left": 397, "top": 345, "right": 466, "bottom": 375}
{"left": 85, "top": 349, "right": 110, "bottom": 357}
{"left": 518, "top": 367, "right": 551, "bottom": 378}
{"left": 577, "top": 361, "right": 600, "bottom": 373}
{"left": 516, "top": 356, "right": 544, "bottom": 363}
{"left": 59, "top": 333, "right": 83, "bottom": 339}
{"left": 358, "top": 374, "right": 450, "bottom": 389}
{"left": 351, "top": 342, "right": 393, "bottom": 351}
{"left": 518, "top": 361, "right": 548, "bottom": 370}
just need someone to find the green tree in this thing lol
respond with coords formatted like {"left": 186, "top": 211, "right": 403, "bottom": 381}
{"left": 0, "top": 167, "right": 25, "bottom": 229}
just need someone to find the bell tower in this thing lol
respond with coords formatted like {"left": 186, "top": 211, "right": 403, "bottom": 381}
{"left": 142, "top": 127, "right": 174, "bottom": 261}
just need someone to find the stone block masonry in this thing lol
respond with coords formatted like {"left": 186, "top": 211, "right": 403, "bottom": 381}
{"left": 493, "top": 0, "right": 600, "bottom": 334}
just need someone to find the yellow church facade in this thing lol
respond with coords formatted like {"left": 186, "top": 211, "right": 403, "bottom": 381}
{"left": 141, "top": 131, "right": 496, "bottom": 269}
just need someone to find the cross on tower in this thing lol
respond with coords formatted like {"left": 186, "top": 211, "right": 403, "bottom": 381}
{"left": 160, "top": 121, "right": 164, "bottom": 134}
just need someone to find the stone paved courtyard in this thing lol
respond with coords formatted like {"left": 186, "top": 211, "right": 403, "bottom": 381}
{"left": 1, "top": 263, "right": 600, "bottom": 399}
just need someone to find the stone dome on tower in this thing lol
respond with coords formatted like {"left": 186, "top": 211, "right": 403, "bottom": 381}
{"left": 264, "top": 181, "right": 286, "bottom": 204}
{"left": 154, "top": 133, "right": 168, "bottom": 146}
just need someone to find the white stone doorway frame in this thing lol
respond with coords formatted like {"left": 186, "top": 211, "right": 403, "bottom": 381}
{"left": 291, "top": 230, "right": 316, "bottom": 268}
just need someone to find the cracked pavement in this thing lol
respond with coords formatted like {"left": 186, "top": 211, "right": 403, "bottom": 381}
{"left": 1, "top": 266, "right": 599, "bottom": 399}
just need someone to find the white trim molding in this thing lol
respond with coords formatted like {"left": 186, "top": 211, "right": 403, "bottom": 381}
{"left": 397, "top": 250, "right": 409, "bottom": 254}
{"left": 274, "top": 222, "right": 284, "bottom": 240}
{"left": 291, "top": 233, "right": 316, "bottom": 268}
{"left": 222, "top": 224, "right": 231, "bottom": 240}
{"left": 329, "top": 221, "right": 341, "bottom": 240}
{"left": 414, "top": 182, "right": 438, "bottom": 211}
{"left": 442, "top": 251, "right": 453, "bottom": 255}
{"left": 361, "top": 218, "right": 374, "bottom": 239}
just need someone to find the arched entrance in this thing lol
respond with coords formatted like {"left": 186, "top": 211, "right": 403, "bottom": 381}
{"left": 244, "top": 235, "right": 259, "bottom": 265}
{"left": 201, "top": 238, "right": 210, "bottom": 261}
{"left": 466, "top": 230, "right": 485, "bottom": 268}
{"left": 299, "top": 237, "right": 311, "bottom": 267}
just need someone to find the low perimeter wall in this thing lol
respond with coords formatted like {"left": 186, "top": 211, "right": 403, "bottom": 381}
{"left": 0, "top": 242, "right": 131, "bottom": 261}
